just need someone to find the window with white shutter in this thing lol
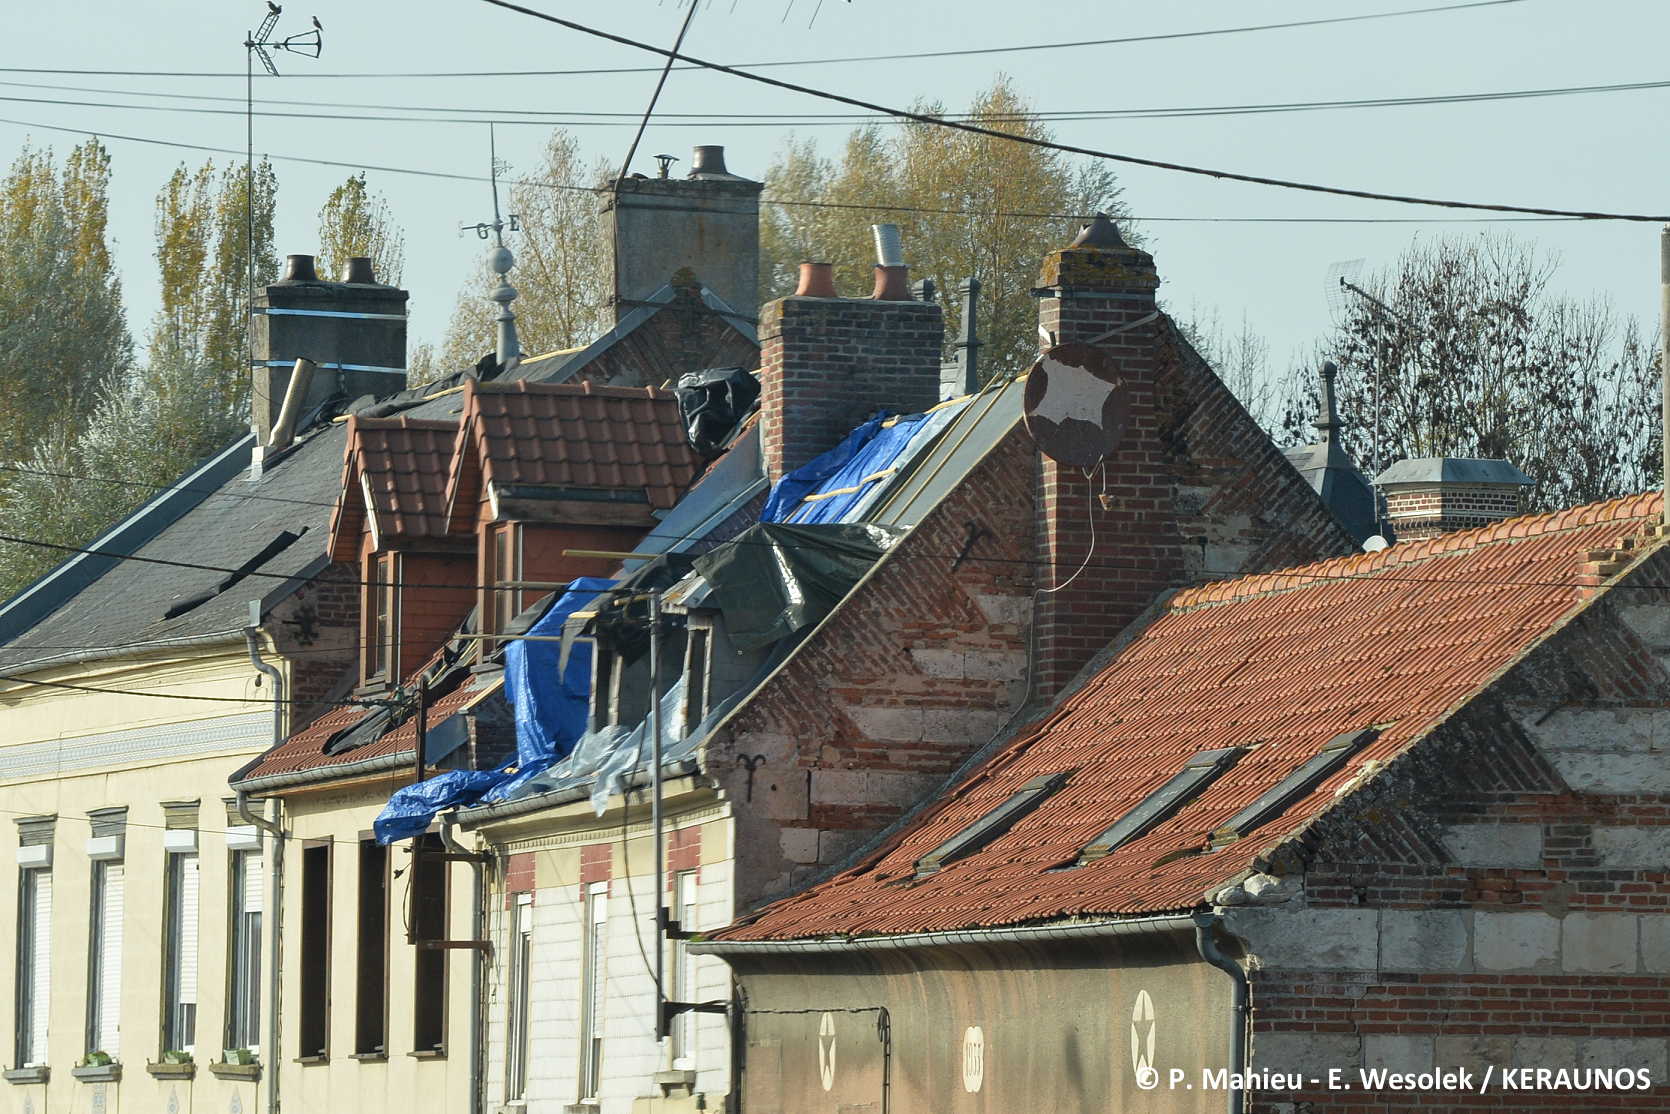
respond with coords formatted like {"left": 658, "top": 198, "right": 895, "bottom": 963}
{"left": 227, "top": 849, "right": 263, "bottom": 1053}
{"left": 86, "top": 861, "right": 123, "bottom": 1058}
{"left": 163, "top": 853, "right": 199, "bottom": 1055}
{"left": 16, "top": 868, "right": 53, "bottom": 1067}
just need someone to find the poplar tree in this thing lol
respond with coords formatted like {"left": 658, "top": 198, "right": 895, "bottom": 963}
{"left": 317, "top": 171, "right": 405, "bottom": 285}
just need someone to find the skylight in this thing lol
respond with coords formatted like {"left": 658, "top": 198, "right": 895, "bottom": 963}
{"left": 1209, "top": 728, "right": 1380, "bottom": 848}
{"left": 1079, "top": 747, "right": 1244, "bottom": 863}
{"left": 914, "top": 770, "right": 1073, "bottom": 876}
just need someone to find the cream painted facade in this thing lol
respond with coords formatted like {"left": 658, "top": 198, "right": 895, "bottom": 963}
{"left": 0, "top": 640, "right": 277, "bottom": 1114}
{"left": 468, "top": 780, "right": 736, "bottom": 1114}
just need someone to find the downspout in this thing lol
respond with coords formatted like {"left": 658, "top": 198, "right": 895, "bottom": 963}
{"left": 441, "top": 813, "right": 486, "bottom": 1114}
{"left": 1194, "top": 912, "right": 1248, "bottom": 1114}
{"left": 244, "top": 623, "right": 287, "bottom": 1114}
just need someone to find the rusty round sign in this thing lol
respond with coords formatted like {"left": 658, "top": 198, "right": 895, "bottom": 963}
{"left": 1023, "top": 342, "right": 1130, "bottom": 467}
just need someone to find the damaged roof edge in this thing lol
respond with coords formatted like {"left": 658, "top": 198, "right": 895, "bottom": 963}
{"left": 0, "top": 433, "right": 256, "bottom": 647}
{"left": 688, "top": 911, "right": 1198, "bottom": 955}
{"left": 232, "top": 744, "right": 416, "bottom": 793}
{"left": 456, "top": 756, "right": 701, "bottom": 825}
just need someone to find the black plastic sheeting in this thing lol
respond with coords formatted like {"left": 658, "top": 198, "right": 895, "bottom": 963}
{"left": 692, "top": 522, "right": 903, "bottom": 654}
{"left": 585, "top": 552, "right": 694, "bottom": 664}
{"left": 676, "top": 366, "right": 760, "bottom": 456}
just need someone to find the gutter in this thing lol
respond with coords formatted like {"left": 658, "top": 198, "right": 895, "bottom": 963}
{"left": 0, "top": 628, "right": 247, "bottom": 676}
{"left": 241, "top": 624, "right": 287, "bottom": 1114}
{"left": 688, "top": 912, "right": 1198, "bottom": 955}
{"left": 233, "top": 746, "right": 417, "bottom": 793}
{"left": 1194, "top": 912, "right": 1248, "bottom": 1114}
{"left": 456, "top": 757, "right": 700, "bottom": 826}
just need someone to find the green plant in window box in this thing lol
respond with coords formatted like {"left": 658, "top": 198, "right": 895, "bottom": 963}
{"left": 162, "top": 1050, "right": 193, "bottom": 1064}
{"left": 78, "top": 1051, "right": 113, "bottom": 1067}
{"left": 223, "top": 1048, "right": 257, "bottom": 1066}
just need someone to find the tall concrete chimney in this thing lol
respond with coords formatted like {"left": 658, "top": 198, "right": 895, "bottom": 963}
{"left": 605, "top": 144, "right": 763, "bottom": 326}
{"left": 251, "top": 254, "right": 408, "bottom": 448}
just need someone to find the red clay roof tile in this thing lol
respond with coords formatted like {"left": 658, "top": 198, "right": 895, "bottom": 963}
{"left": 719, "top": 493, "right": 1664, "bottom": 941}
{"left": 329, "top": 416, "right": 461, "bottom": 560}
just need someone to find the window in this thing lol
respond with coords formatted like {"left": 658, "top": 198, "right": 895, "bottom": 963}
{"left": 162, "top": 852, "right": 200, "bottom": 1055}
{"left": 354, "top": 840, "right": 388, "bottom": 1056}
{"left": 578, "top": 881, "right": 608, "bottom": 1099}
{"left": 86, "top": 859, "right": 124, "bottom": 1059}
{"left": 915, "top": 771, "right": 1074, "bottom": 876}
{"left": 1211, "top": 728, "right": 1380, "bottom": 847}
{"left": 1079, "top": 747, "right": 1244, "bottom": 864}
{"left": 297, "top": 842, "right": 331, "bottom": 1059}
{"left": 411, "top": 834, "right": 447, "bottom": 1054}
{"left": 669, "top": 871, "right": 699, "bottom": 1068}
{"left": 492, "top": 527, "right": 518, "bottom": 636}
{"left": 684, "top": 629, "right": 710, "bottom": 728}
{"left": 505, "top": 893, "right": 533, "bottom": 1101}
{"left": 371, "top": 554, "right": 396, "bottom": 680}
{"left": 226, "top": 848, "right": 263, "bottom": 1054}
{"left": 15, "top": 864, "right": 51, "bottom": 1067}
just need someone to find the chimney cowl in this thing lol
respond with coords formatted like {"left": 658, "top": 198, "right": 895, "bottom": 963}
{"left": 341, "top": 256, "right": 377, "bottom": 284}
{"left": 279, "top": 254, "right": 320, "bottom": 283}
{"left": 871, "top": 223, "right": 904, "bottom": 267}
{"left": 1068, "top": 212, "right": 1128, "bottom": 249}
{"left": 795, "top": 262, "right": 839, "bottom": 298}
{"left": 689, "top": 145, "right": 740, "bottom": 179}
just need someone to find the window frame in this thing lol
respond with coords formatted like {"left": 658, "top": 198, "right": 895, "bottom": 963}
{"left": 578, "top": 880, "right": 609, "bottom": 1100}
{"left": 161, "top": 850, "right": 201, "bottom": 1057}
{"left": 410, "top": 833, "right": 448, "bottom": 1057}
{"left": 504, "top": 892, "right": 534, "bottom": 1101}
{"left": 85, "top": 858, "right": 123, "bottom": 1059}
{"left": 15, "top": 865, "right": 51, "bottom": 1068}
{"left": 225, "top": 847, "right": 264, "bottom": 1055}
{"left": 354, "top": 838, "right": 389, "bottom": 1058}
{"left": 1079, "top": 747, "right": 1244, "bottom": 863}
{"left": 369, "top": 552, "right": 398, "bottom": 683}
{"left": 297, "top": 840, "right": 332, "bottom": 1061}
{"left": 669, "top": 870, "right": 699, "bottom": 1068}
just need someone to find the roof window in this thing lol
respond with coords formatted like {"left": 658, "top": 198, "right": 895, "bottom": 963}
{"left": 1209, "top": 728, "right": 1380, "bottom": 848}
{"left": 1079, "top": 747, "right": 1243, "bottom": 864}
{"left": 914, "top": 770, "right": 1073, "bottom": 877}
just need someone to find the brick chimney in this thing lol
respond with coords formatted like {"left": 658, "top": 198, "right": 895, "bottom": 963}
{"left": 759, "top": 251, "right": 944, "bottom": 482}
{"left": 605, "top": 144, "right": 763, "bottom": 326}
{"left": 252, "top": 253, "right": 408, "bottom": 446}
{"left": 1373, "top": 458, "right": 1533, "bottom": 541}
{"left": 1032, "top": 214, "right": 1186, "bottom": 699}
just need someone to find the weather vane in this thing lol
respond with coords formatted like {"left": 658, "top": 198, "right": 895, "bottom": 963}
{"left": 459, "top": 125, "right": 522, "bottom": 369}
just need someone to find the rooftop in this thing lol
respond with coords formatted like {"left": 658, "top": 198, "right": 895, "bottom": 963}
{"left": 329, "top": 416, "right": 461, "bottom": 561}
{"left": 717, "top": 491, "right": 1662, "bottom": 942}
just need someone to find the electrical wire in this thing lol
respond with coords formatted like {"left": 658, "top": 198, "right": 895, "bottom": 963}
{"left": 0, "top": 1, "right": 1532, "bottom": 80}
{"left": 475, "top": 0, "right": 1670, "bottom": 222}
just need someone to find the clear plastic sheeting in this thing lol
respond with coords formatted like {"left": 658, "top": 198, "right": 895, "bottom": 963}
{"left": 693, "top": 522, "right": 904, "bottom": 653}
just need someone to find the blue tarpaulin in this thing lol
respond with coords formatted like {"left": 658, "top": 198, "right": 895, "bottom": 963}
{"left": 760, "top": 414, "right": 886, "bottom": 523}
{"left": 372, "top": 577, "right": 615, "bottom": 843}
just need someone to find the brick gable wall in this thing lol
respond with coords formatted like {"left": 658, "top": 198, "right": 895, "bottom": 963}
{"left": 273, "top": 560, "right": 361, "bottom": 735}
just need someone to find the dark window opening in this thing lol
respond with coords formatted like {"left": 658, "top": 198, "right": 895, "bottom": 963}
{"left": 297, "top": 842, "right": 332, "bottom": 1059}
{"left": 915, "top": 771, "right": 1073, "bottom": 876}
{"left": 162, "top": 852, "right": 200, "bottom": 1056}
{"left": 355, "top": 840, "right": 389, "bottom": 1056}
{"left": 15, "top": 867, "right": 50, "bottom": 1067}
{"left": 411, "top": 833, "right": 447, "bottom": 1054}
{"left": 492, "top": 528, "right": 517, "bottom": 637}
{"left": 684, "top": 629, "right": 710, "bottom": 727}
{"left": 1211, "top": 728, "right": 1380, "bottom": 847}
{"left": 1080, "top": 747, "right": 1245, "bottom": 864}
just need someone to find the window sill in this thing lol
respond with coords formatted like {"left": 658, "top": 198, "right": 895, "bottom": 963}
{"left": 3, "top": 1067, "right": 48, "bottom": 1085}
{"left": 292, "top": 1055, "right": 328, "bottom": 1066}
{"left": 72, "top": 1064, "right": 121, "bottom": 1083}
{"left": 208, "top": 1062, "right": 262, "bottom": 1082}
{"left": 350, "top": 1052, "right": 388, "bottom": 1063}
{"left": 407, "top": 1050, "right": 447, "bottom": 1061}
{"left": 146, "top": 1061, "right": 196, "bottom": 1080}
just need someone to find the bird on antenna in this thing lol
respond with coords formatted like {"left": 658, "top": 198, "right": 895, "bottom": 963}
{"left": 268, "top": 2, "right": 280, "bottom": 13}
{"left": 312, "top": 16, "right": 321, "bottom": 31}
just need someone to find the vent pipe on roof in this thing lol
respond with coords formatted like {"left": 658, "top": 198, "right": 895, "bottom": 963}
{"left": 266, "top": 358, "right": 318, "bottom": 453}
{"left": 871, "top": 223, "right": 911, "bottom": 300}
{"left": 280, "top": 254, "right": 319, "bottom": 283}
{"left": 341, "top": 256, "right": 376, "bottom": 284}
{"left": 689, "top": 145, "right": 729, "bottom": 177}
{"left": 795, "top": 262, "right": 838, "bottom": 298}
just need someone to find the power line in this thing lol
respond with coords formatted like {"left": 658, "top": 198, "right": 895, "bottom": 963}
{"left": 0, "top": 1, "right": 1531, "bottom": 81}
{"left": 475, "top": 0, "right": 1670, "bottom": 223}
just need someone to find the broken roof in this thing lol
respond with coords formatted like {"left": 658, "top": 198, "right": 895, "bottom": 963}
{"left": 716, "top": 492, "right": 1663, "bottom": 942}
{"left": 444, "top": 379, "right": 699, "bottom": 530}
{"left": 329, "top": 416, "right": 461, "bottom": 561}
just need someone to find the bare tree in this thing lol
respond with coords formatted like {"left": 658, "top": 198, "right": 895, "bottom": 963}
{"left": 1309, "top": 233, "right": 1660, "bottom": 511}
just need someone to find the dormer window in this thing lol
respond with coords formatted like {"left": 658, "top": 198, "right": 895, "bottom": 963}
{"left": 369, "top": 554, "right": 396, "bottom": 683}
{"left": 1078, "top": 747, "right": 1243, "bottom": 864}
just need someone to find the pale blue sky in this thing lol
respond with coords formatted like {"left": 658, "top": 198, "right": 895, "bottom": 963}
{"left": 4, "top": 0, "right": 1666, "bottom": 377}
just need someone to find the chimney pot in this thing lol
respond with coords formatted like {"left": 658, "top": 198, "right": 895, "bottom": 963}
{"left": 871, "top": 223, "right": 904, "bottom": 267}
{"left": 342, "top": 256, "right": 377, "bottom": 284}
{"left": 795, "top": 262, "right": 838, "bottom": 298}
{"left": 872, "top": 264, "right": 911, "bottom": 301}
{"left": 280, "top": 254, "right": 319, "bottom": 283}
{"left": 689, "top": 145, "right": 730, "bottom": 177}
{"left": 1068, "top": 212, "right": 1128, "bottom": 249}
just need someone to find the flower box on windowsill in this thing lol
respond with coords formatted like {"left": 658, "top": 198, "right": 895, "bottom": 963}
{"left": 3, "top": 1067, "right": 48, "bottom": 1085}
{"left": 146, "top": 1060, "right": 196, "bottom": 1080}
{"left": 72, "top": 1063, "right": 121, "bottom": 1083}
{"left": 208, "top": 1061, "right": 261, "bottom": 1082}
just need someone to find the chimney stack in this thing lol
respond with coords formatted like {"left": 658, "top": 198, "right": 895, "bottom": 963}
{"left": 1372, "top": 458, "right": 1533, "bottom": 541}
{"left": 250, "top": 253, "right": 407, "bottom": 458}
{"left": 606, "top": 144, "right": 763, "bottom": 326}
{"left": 1031, "top": 213, "right": 1184, "bottom": 699}
{"left": 760, "top": 231, "right": 943, "bottom": 483}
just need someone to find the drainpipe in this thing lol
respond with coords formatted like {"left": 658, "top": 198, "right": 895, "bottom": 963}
{"left": 441, "top": 813, "right": 487, "bottom": 1114}
{"left": 1194, "top": 912, "right": 1248, "bottom": 1114}
{"left": 244, "top": 617, "right": 287, "bottom": 1114}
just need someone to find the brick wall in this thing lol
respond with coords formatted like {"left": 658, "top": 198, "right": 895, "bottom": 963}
{"left": 1228, "top": 556, "right": 1670, "bottom": 1111}
{"left": 758, "top": 295, "right": 944, "bottom": 481}
{"left": 1387, "top": 482, "right": 1525, "bottom": 541}
{"left": 272, "top": 561, "right": 360, "bottom": 734}
{"left": 578, "top": 277, "right": 761, "bottom": 388}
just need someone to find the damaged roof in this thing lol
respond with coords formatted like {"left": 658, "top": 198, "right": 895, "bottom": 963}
{"left": 329, "top": 416, "right": 462, "bottom": 561}
{"left": 716, "top": 492, "right": 1663, "bottom": 942}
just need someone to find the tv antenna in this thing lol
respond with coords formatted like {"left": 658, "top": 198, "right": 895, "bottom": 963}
{"left": 459, "top": 125, "right": 522, "bottom": 369}
{"left": 244, "top": 3, "right": 322, "bottom": 390}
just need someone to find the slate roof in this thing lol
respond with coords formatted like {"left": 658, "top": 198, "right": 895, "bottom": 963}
{"left": 444, "top": 379, "right": 699, "bottom": 530}
{"left": 329, "top": 416, "right": 461, "bottom": 561}
{"left": 1374, "top": 457, "right": 1536, "bottom": 488}
{"left": 717, "top": 492, "right": 1663, "bottom": 941}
